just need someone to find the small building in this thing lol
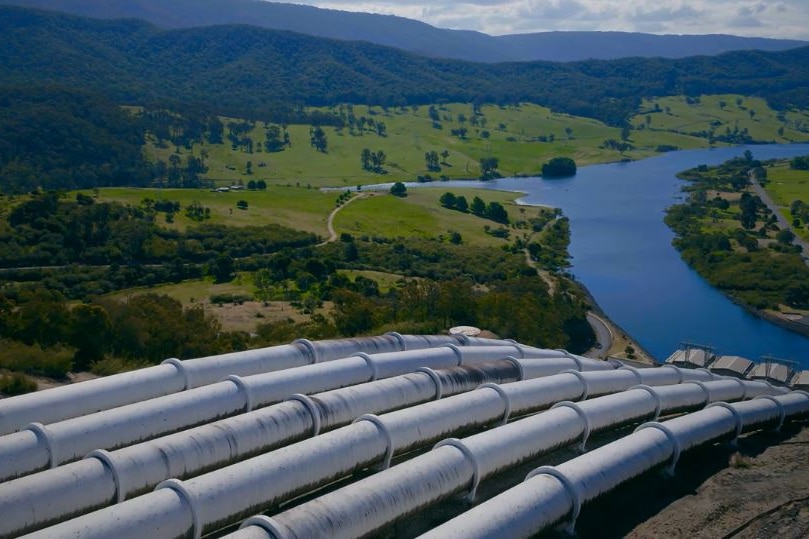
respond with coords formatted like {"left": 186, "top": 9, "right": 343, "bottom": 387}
{"left": 709, "top": 355, "right": 754, "bottom": 379}
{"left": 790, "top": 370, "right": 809, "bottom": 391}
{"left": 664, "top": 347, "right": 715, "bottom": 369}
{"left": 749, "top": 362, "right": 793, "bottom": 387}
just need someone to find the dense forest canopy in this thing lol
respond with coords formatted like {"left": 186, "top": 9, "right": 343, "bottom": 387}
{"left": 1, "top": 6, "right": 808, "bottom": 126}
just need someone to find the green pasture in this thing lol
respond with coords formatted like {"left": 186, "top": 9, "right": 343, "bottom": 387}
{"left": 334, "top": 187, "right": 545, "bottom": 247}
{"left": 633, "top": 95, "right": 808, "bottom": 144}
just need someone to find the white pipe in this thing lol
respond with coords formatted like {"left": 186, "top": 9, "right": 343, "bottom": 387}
{"left": 229, "top": 380, "right": 785, "bottom": 539}
{"left": 0, "top": 344, "right": 534, "bottom": 482}
{"left": 23, "top": 368, "right": 761, "bottom": 539}
{"left": 419, "top": 391, "right": 809, "bottom": 539}
{"left": 0, "top": 334, "right": 470, "bottom": 435}
{"left": 0, "top": 360, "right": 523, "bottom": 538}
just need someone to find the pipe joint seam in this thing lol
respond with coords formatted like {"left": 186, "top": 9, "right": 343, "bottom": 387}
{"left": 525, "top": 466, "right": 581, "bottom": 535}
{"left": 353, "top": 352, "right": 378, "bottom": 381}
{"left": 696, "top": 367, "right": 715, "bottom": 380}
{"left": 561, "top": 369, "right": 589, "bottom": 400}
{"left": 240, "top": 515, "right": 286, "bottom": 538}
{"left": 86, "top": 449, "right": 126, "bottom": 503}
{"left": 161, "top": 357, "right": 191, "bottom": 390}
{"left": 555, "top": 349, "right": 583, "bottom": 371}
{"left": 416, "top": 367, "right": 443, "bottom": 400}
{"left": 728, "top": 377, "right": 747, "bottom": 400}
{"left": 685, "top": 380, "right": 711, "bottom": 407}
{"left": 660, "top": 364, "right": 683, "bottom": 384}
{"left": 619, "top": 365, "right": 643, "bottom": 384}
{"left": 550, "top": 401, "right": 591, "bottom": 452}
{"left": 444, "top": 343, "right": 464, "bottom": 366}
{"left": 26, "top": 422, "right": 58, "bottom": 468}
{"left": 503, "top": 356, "right": 525, "bottom": 381}
{"left": 706, "top": 402, "right": 743, "bottom": 444}
{"left": 434, "top": 438, "right": 482, "bottom": 502}
{"left": 285, "top": 394, "right": 322, "bottom": 436}
{"left": 754, "top": 395, "right": 786, "bottom": 431}
{"left": 635, "top": 422, "right": 681, "bottom": 475}
{"left": 354, "top": 414, "right": 394, "bottom": 469}
{"left": 225, "top": 375, "right": 254, "bottom": 412}
{"left": 630, "top": 384, "right": 662, "bottom": 420}
{"left": 156, "top": 478, "right": 201, "bottom": 539}
{"left": 793, "top": 390, "right": 809, "bottom": 401}
{"left": 478, "top": 383, "right": 512, "bottom": 425}
{"left": 385, "top": 331, "right": 407, "bottom": 351}
{"left": 293, "top": 338, "right": 317, "bottom": 364}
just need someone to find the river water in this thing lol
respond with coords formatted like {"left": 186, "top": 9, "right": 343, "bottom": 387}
{"left": 415, "top": 144, "right": 809, "bottom": 366}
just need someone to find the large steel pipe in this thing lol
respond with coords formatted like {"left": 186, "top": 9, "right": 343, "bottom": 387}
{"left": 230, "top": 380, "right": 783, "bottom": 539}
{"left": 0, "top": 334, "right": 472, "bottom": 435}
{"left": 419, "top": 391, "right": 809, "bottom": 539}
{"left": 0, "top": 360, "right": 522, "bottom": 538}
{"left": 0, "top": 344, "right": 537, "bottom": 482}
{"left": 23, "top": 370, "right": 768, "bottom": 539}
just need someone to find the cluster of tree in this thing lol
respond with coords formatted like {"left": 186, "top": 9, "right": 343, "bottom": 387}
{"left": 439, "top": 193, "right": 509, "bottom": 224}
{"left": 790, "top": 156, "right": 809, "bottom": 170}
{"left": 0, "top": 86, "right": 151, "bottom": 194}
{"left": 334, "top": 105, "right": 387, "bottom": 137}
{"left": 0, "top": 193, "right": 317, "bottom": 268}
{"left": 360, "top": 148, "right": 386, "bottom": 173}
{"left": 790, "top": 200, "right": 809, "bottom": 228}
{"left": 6, "top": 7, "right": 809, "bottom": 128}
{"left": 665, "top": 156, "right": 809, "bottom": 310}
{"left": 263, "top": 123, "right": 290, "bottom": 152}
{"left": 153, "top": 153, "right": 209, "bottom": 188}
{"left": 140, "top": 108, "right": 224, "bottom": 149}
{"left": 309, "top": 125, "right": 328, "bottom": 153}
{"left": 479, "top": 157, "right": 500, "bottom": 180}
{"left": 541, "top": 157, "right": 577, "bottom": 178}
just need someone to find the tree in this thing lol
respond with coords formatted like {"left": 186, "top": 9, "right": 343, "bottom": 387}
{"left": 486, "top": 201, "right": 509, "bottom": 224}
{"left": 440, "top": 150, "right": 450, "bottom": 164}
{"left": 479, "top": 157, "right": 500, "bottom": 179}
{"left": 69, "top": 304, "right": 111, "bottom": 370}
{"left": 425, "top": 151, "right": 440, "bottom": 171}
{"left": 361, "top": 148, "right": 372, "bottom": 171}
{"left": 542, "top": 157, "right": 577, "bottom": 178}
{"left": 390, "top": 182, "right": 407, "bottom": 197}
{"left": 776, "top": 228, "right": 795, "bottom": 245}
{"left": 454, "top": 196, "right": 468, "bottom": 213}
{"left": 211, "top": 255, "right": 235, "bottom": 283}
{"left": 310, "top": 126, "right": 328, "bottom": 153}
{"left": 256, "top": 179, "right": 267, "bottom": 190}
{"left": 439, "top": 192, "right": 457, "bottom": 208}
{"left": 471, "top": 196, "right": 486, "bottom": 216}
{"left": 236, "top": 200, "right": 249, "bottom": 210}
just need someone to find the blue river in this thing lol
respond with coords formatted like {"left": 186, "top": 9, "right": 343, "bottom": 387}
{"left": 421, "top": 144, "right": 809, "bottom": 366}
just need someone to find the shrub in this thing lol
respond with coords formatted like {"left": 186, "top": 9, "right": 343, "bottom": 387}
{"left": 0, "top": 372, "right": 38, "bottom": 396}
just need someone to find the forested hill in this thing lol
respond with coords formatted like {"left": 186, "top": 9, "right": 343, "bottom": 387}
{"left": 2, "top": 6, "right": 809, "bottom": 127}
{"left": 2, "top": 0, "right": 806, "bottom": 63}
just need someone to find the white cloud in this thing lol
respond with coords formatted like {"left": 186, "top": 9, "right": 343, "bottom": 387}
{"left": 275, "top": 0, "right": 809, "bottom": 39}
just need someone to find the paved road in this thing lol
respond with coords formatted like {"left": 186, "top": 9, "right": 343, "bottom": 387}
{"left": 584, "top": 311, "right": 613, "bottom": 360}
{"left": 749, "top": 170, "right": 809, "bottom": 266}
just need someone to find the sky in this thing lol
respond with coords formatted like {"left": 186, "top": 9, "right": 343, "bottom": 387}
{"left": 279, "top": 0, "right": 809, "bottom": 40}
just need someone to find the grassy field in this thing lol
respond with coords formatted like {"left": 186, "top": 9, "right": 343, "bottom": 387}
{"left": 763, "top": 161, "right": 809, "bottom": 240}
{"left": 142, "top": 98, "right": 809, "bottom": 191}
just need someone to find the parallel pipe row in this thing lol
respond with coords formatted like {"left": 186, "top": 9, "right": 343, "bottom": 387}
{"left": 0, "top": 343, "right": 558, "bottom": 482}
{"left": 0, "top": 359, "right": 523, "bottom": 538}
{"left": 419, "top": 390, "right": 809, "bottom": 539}
{"left": 227, "top": 379, "right": 786, "bottom": 539}
{"left": 0, "top": 333, "right": 476, "bottom": 435}
{"left": 21, "top": 367, "right": 764, "bottom": 539}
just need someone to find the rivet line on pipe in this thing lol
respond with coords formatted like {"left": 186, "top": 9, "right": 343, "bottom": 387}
{"left": 561, "top": 369, "right": 590, "bottom": 400}
{"left": 444, "top": 344, "right": 464, "bottom": 366}
{"left": 619, "top": 365, "right": 643, "bottom": 384}
{"left": 240, "top": 514, "right": 286, "bottom": 538}
{"left": 755, "top": 395, "right": 786, "bottom": 431}
{"left": 415, "top": 367, "right": 443, "bottom": 400}
{"left": 354, "top": 414, "right": 394, "bottom": 469}
{"left": 555, "top": 349, "right": 583, "bottom": 371}
{"left": 225, "top": 375, "right": 254, "bottom": 412}
{"left": 85, "top": 449, "right": 126, "bottom": 503}
{"left": 157, "top": 479, "right": 201, "bottom": 539}
{"left": 635, "top": 421, "right": 682, "bottom": 475}
{"left": 630, "top": 384, "right": 663, "bottom": 420}
{"left": 478, "top": 383, "right": 512, "bottom": 425}
{"left": 503, "top": 356, "right": 525, "bottom": 381}
{"left": 26, "top": 422, "right": 58, "bottom": 469}
{"left": 685, "top": 380, "right": 712, "bottom": 407}
{"left": 660, "top": 364, "right": 683, "bottom": 383}
{"left": 434, "top": 438, "right": 482, "bottom": 502}
{"left": 353, "top": 352, "right": 378, "bottom": 381}
{"left": 161, "top": 358, "right": 191, "bottom": 390}
{"left": 293, "top": 338, "right": 318, "bottom": 365}
{"left": 706, "top": 402, "right": 743, "bottom": 445}
{"left": 285, "top": 394, "right": 322, "bottom": 437}
{"left": 525, "top": 466, "right": 581, "bottom": 535}
{"left": 550, "top": 401, "right": 591, "bottom": 452}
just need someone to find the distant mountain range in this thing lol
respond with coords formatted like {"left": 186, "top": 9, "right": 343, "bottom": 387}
{"left": 2, "top": 0, "right": 806, "bottom": 63}
{"left": 2, "top": 5, "right": 809, "bottom": 127}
